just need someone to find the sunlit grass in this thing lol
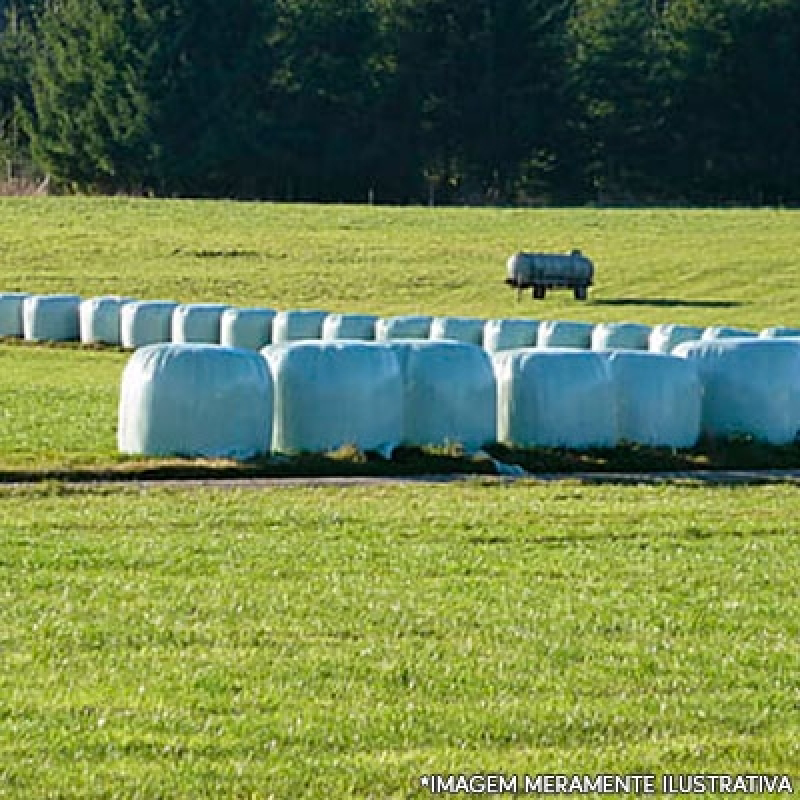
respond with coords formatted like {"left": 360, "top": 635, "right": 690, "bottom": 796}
{"left": 0, "top": 482, "right": 798, "bottom": 797}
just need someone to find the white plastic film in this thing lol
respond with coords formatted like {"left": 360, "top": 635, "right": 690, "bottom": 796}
{"left": 675, "top": 338, "right": 800, "bottom": 444}
{"left": 263, "top": 341, "right": 403, "bottom": 455}
{"left": 493, "top": 349, "right": 616, "bottom": 449}
{"left": 591, "top": 322, "right": 651, "bottom": 351}
{"left": 322, "top": 313, "right": 378, "bottom": 341}
{"left": 536, "top": 319, "right": 594, "bottom": 349}
{"left": 648, "top": 324, "right": 704, "bottom": 354}
{"left": 118, "top": 343, "right": 273, "bottom": 459}
{"left": 760, "top": 327, "right": 800, "bottom": 338}
{"left": 388, "top": 340, "right": 496, "bottom": 450}
{"left": 220, "top": 307, "right": 276, "bottom": 350}
{"left": 23, "top": 294, "right": 82, "bottom": 342}
{"left": 0, "top": 292, "right": 30, "bottom": 337}
{"left": 482, "top": 318, "right": 539, "bottom": 352}
{"left": 429, "top": 316, "right": 485, "bottom": 346}
{"left": 172, "top": 303, "right": 230, "bottom": 344}
{"left": 80, "top": 296, "right": 134, "bottom": 345}
{"left": 702, "top": 325, "right": 756, "bottom": 341}
{"left": 272, "top": 310, "right": 328, "bottom": 343}
{"left": 120, "top": 301, "right": 178, "bottom": 349}
{"left": 375, "top": 315, "right": 432, "bottom": 341}
{"left": 605, "top": 350, "right": 702, "bottom": 448}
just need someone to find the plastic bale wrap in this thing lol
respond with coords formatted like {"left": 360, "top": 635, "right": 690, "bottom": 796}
{"left": 702, "top": 326, "right": 756, "bottom": 341}
{"left": 388, "top": 340, "right": 496, "bottom": 450}
{"left": 649, "top": 324, "right": 704, "bottom": 354}
{"left": 429, "top": 316, "right": 485, "bottom": 346}
{"left": 536, "top": 320, "right": 594, "bottom": 349}
{"left": 272, "top": 310, "right": 328, "bottom": 344}
{"left": 493, "top": 349, "right": 616, "bottom": 449}
{"left": 591, "top": 322, "right": 651, "bottom": 351}
{"left": 118, "top": 343, "right": 273, "bottom": 459}
{"left": 80, "top": 296, "right": 134, "bottom": 345}
{"left": 322, "top": 313, "right": 378, "bottom": 341}
{"left": 121, "top": 301, "right": 178, "bottom": 349}
{"left": 375, "top": 315, "right": 432, "bottom": 341}
{"left": 220, "top": 308, "right": 276, "bottom": 350}
{"left": 23, "top": 294, "right": 81, "bottom": 342}
{"left": 760, "top": 327, "right": 800, "bottom": 338}
{"left": 263, "top": 341, "right": 403, "bottom": 455}
{"left": 674, "top": 338, "right": 800, "bottom": 444}
{"left": 483, "top": 318, "right": 538, "bottom": 353}
{"left": 605, "top": 351, "right": 702, "bottom": 448}
{"left": 172, "top": 303, "right": 231, "bottom": 344}
{"left": 0, "top": 292, "right": 30, "bottom": 337}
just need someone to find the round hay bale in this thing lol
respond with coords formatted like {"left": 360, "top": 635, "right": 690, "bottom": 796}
{"left": 322, "top": 313, "right": 378, "bottom": 341}
{"left": 0, "top": 292, "right": 31, "bottom": 337}
{"left": 220, "top": 307, "right": 276, "bottom": 350}
{"left": 120, "top": 301, "right": 179, "bottom": 349}
{"left": 482, "top": 318, "right": 539, "bottom": 353}
{"left": 272, "top": 310, "right": 328, "bottom": 343}
{"left": 648, "top": 324, "right": 704, "bottom": 354}
{"left": 80, "top": 296, "right": 134, "bottom": 345}
{"left": 118, "top": 343, "right": 273, "bottom": 458}
{"left": 536, "top": 319, "right": 593, "bottom": 349}
{"left": 492, "top": 349, "right": 616, "bottom": 449}
{"left": 605, "top": 350, "right": 701, "bottom": 448}
{"left": 675, "top": 338, "right": 800, "bottom": 444}
{"left": 388, "top": 340, "right": 496, "bottom": 450}
{"left": 429, "top": 316, "right": 485, "bottom": 346}
{"left": 591, "top": 322, "right": 651, "bottom": 351}
{"left": 263, "top": 341, "right": 403, "bottom": 455}
{"left": 23, "top": 294, "right": 81, "bottom": 342}
{"left": 375, "top": 315, "right": 432, "bottom": 341}
{"left": 172, "top": 303, "right": 231, "bottom": 344}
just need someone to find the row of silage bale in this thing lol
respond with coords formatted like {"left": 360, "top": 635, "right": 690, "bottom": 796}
{"left": 0, "top": 292, "right": 31, "bottom": 337}
{"left": 118, "top": 339, "right": 497, "bottom": 458}
{"left": 118, "top": 344, "right": 273, "bottom": 458}
{"left": 675, "top": 337, "right": 800, "bottom": 444}
{"left": 118, "top": 334, "right": 800, "bottom": 460}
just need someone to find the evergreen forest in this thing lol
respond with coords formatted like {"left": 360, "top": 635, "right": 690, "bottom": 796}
{"left": 1, "top": 0, "right": 798, "bottom": 204}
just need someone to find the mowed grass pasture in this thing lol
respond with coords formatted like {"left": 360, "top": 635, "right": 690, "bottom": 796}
{"left": 1, "top": 199, "right": 800, "bottom": 797}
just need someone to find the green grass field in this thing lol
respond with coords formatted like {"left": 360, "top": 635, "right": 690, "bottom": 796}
{"left": 2, "top": 199, "right": 800, "bottom": 797}
{"left": 2, "top": 197, "right": 799, "bottom": 328}
{"left": 1, "top": 482, "right": 799, "bottom": 798}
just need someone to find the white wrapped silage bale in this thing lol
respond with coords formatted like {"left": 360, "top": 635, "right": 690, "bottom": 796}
{"left": 483, "top": 318, "right": 538, "bottom": 352}
{"left": 23, "top": 294, "right": 81, "bottom": 341}
{"left": 493, "top": 349, "right": 616, "bottom": 449}
{"left": 674, "top": 338, "right": 800, "bottom": 444}
{"left": 605, "top": 351, "right": 702, "bottom": 448}
{"left": 118, "top": 343, "right": 273, "bottom": 459}
{"left": 80, "top": 296, "right": 134, "bottom": 345}
{"left": 702, "top": 325, "right": 756, "bottom": 340}
{"left": 388, "top": 340, "right": 496, "bottom": 450}
{"left": 322, "top": 312, "right": 378, "bottom": 341}
{"left": 375, "top": 315, "right": 432, "bottom": 341}
{"left": 263, "top": 341, "right": 403, "bottom": 455}
{"left": 172, "top": 303, "right": 231, "bottom": 344}
{"left": 220, "top": 307, "right": 276, "bottom": 350}
{"left": 536, "top": 319, "right": 594, "bottom": 349}
{"left": 760, "top": 326, "right": 800, "bottom": 338}
{"left": 591, "top": 322, "right": 651, "bottom": 351}
{"left": 120, "top": 301, "right": 178, "bottom": 349}
{"left": 649, "top": 324, "right": 705, "bottom": 354}
{"left": 272, "top": 309, "right": 328, "bottom": 343}
{"left": 429, "top": 316, "right": 485, "bottom": 346}
{"left": 0, "top": 292, "right": 31, "bottom": 337}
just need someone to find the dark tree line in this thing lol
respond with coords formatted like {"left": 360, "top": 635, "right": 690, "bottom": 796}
{"left": 1, "top": 0, "right": 799, "bottom": 204}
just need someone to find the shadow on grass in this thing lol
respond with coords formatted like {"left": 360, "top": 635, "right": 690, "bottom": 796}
{"left": 591, "top": 297, "right": 742, "bottom": 309}
{"left": 2, "top": 439, "right": 800, "bottom": 487}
